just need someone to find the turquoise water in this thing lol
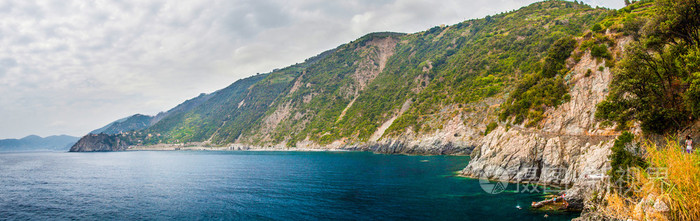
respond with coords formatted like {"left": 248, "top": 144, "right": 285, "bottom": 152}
{"left": 0, "top": 151, "right": 578, "bottom": 220}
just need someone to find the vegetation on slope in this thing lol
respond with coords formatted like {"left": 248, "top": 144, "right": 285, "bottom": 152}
{"left": 259, "top": 1, "right": 609, "bottom": 144}
{"left": 86, "top": 0, "right": 612, "bottom": 147}
{"left": 608, "top": 132, "right": 647, "bottom": 187}
{"left": 498, "top": 36, "right": 576, "bottom": 125}
{"left": 210, "top": 70, "right": 299, "bottom": 144}
{"left": 596, "top": 0, "right": 700, "bottom": 135}
{"left": 141, "top": 73, "right": 271, "bottom": 144}
{"left": 386, "top": 0, "right": 609, "bottom": 135}
{"left": 581, "top": 1, "right": 700, "bottom": 220}
{"left": 90, "top": 114, "right": 154, "bottom": 135}
{"left": 249, "top": 32, "right": 407, "bottom": 145}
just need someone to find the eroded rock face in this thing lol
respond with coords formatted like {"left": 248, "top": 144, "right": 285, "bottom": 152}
{"left": 355, "top": 95, "right": 501, "bottom": 155}
{"left": 356, "top": 139, "right": 474, "bottom": 155}
{"left": 460, "top": 36, "right": 633, "bottom": 208}
{"left": 462, "top": 126, "right": 614, "bottom": 187}
{"left": 461, "top": 52, "right": 616, "bottom": 186}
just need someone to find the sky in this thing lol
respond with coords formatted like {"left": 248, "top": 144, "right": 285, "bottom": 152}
{"left": 0, "top": 0, "right": 624, "bottom": 139}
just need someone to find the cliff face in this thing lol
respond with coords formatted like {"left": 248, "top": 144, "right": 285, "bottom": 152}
{"left": 460, "top": 34, "right": 633, "bottom": 210}
{"left": 69, "top": 134, "right": 131, "bottom": 152}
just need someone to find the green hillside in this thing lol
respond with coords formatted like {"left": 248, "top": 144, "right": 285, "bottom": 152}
{"left": 250, "top": 0, "right": 608, "bottom": 146}
{"left": 81, "top": 0, "right": 612, "bottom": 148}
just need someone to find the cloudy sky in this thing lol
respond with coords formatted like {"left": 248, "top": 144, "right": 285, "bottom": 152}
{"left": 0, "top": 0, "right": 623, "bottom": 139}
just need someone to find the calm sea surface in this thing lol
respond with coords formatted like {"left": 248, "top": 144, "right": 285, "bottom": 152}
{"left": 0, "top": 151, "right": 578, "bottom": 220}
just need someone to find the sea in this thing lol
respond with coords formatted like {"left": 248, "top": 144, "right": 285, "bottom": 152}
{"left": 0, "top": 151, "right": 579, "bottom": 220}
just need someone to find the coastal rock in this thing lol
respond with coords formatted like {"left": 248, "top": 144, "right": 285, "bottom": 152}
{"left": 69, "top": 133, "right": 131, "bottom": 152}
{"left": 629, "top": 194, "right": 671, "bottom": 219}
{"left": 461, "top": 36, "right": 632, "bottom": 208}
{"left": 362, "top": 139, "right": 474, "bottom": 155}
{"left": 461, "top": 126, "right": 613, "bottom": 186}
{"left": 563, "top": 186, "right": 587, "bottom": 210}
{"left": 653, "top": 198, "right": 669, "bottom": 213}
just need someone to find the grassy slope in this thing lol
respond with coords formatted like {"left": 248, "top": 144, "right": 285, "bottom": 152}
{"left": 240, "top": 1, "right": 610, "bottom": 146}
{"left": 390, "top": 0, "right": 608, "bottom": 135}
{"left": 125, "top": 0, "right": 610, "bottom": 146}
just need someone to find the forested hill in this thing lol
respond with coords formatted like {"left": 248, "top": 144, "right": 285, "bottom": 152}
{"left": 72, "top": 0, "right": 611, "bottom": 152}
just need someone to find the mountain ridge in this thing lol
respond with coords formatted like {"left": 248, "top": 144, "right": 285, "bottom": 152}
{"left": 0, "top": 135, "right": 79, "bottom": 152}
{"left": 73, "top": 0, "right": 609, "bottom": 152}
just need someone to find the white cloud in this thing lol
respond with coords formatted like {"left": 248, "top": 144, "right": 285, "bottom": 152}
{"left": 0, "top": 0, "right": 623, "bottom": 139}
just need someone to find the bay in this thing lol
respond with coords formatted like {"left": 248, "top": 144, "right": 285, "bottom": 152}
{"left": 0, "top": 151, "right": 578, "bottom": 220}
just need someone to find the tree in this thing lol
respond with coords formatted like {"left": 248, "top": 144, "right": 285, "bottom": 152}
{"left": 653, "top": 0, "right": 700, "bottom": 46}
{"left": 596, "top": 0, "right": 700, "bottom": 134}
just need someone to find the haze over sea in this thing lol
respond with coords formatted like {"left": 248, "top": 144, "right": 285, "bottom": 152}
{"left": 0, "top": 151, "right": 577, "bottom": 220}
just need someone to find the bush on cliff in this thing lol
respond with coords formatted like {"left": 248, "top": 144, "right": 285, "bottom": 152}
{"left": 608, "top": 132, "right": 647, "bottom": 189}
{"left": 596, "top": 0, "right": 700, "bottom": 134}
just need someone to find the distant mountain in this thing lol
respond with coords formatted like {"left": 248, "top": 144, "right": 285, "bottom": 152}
{"left": 0, "top": 135, "right": 80, "bottom": 152}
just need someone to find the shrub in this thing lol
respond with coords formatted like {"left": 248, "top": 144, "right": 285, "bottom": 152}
{"left": 484, "top": 122, "right": 498, "bottom": 135}
{"left": 591, "top": 23, "right": 604, "bottom": 33}
{"left": 603, "top": 138, "right": 700, "bottom": 220}
{"left": 608, "top": 132, "right": 647, "bottom": 186}
{"left": 590, "top": 44, "right": 612, "bottom": 60}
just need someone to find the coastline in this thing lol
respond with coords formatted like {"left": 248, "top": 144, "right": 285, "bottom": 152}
{"left": 122, "top": 142, "right": 474, "bottom": 156}
{"left": 125, "top": 144, "right": 353, "bottom": 152}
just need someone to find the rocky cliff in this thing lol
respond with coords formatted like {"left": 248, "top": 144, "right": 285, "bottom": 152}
{"left": 69, "top": 133, "right": 131, "bottom": 152}
{"left": 460, "top": 34, "right": 633, "bottom": 211}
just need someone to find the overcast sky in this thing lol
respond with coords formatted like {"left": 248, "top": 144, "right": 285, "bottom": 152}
{"left": 0, "top": 0, "right": 623, "bottom": 139}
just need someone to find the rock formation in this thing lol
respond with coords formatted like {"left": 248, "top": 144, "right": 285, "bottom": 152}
{"left": 69, "top": 133, "right": 131, "bottom": 152}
